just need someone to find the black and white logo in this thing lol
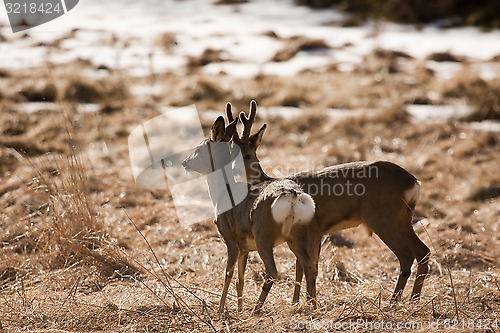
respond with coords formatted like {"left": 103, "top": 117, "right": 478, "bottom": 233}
{"left": 4, "top": 0, "right": 79, "bottom": 33}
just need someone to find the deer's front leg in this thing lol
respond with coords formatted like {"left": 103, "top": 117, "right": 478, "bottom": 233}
{"left": 236, "top": 252, "right": 248, "bottom": 312}
{"left": 219, "top": 242, "right": 239, "bottom": 314}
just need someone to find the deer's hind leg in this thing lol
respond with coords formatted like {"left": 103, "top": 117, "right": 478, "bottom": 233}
{"left": 292, "top": 260, "right": 303, "bottom": 304}
{"left": 288, "top": 241, "right": 318, "bottom": 308}
{"left": 253, "top": 242, "right": 278, "bottom": 313}
{"left": 362, "top": 207, "right": 429, "bottom": 302}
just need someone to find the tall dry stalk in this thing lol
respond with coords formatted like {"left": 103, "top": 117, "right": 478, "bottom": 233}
{"left": 28, "top": 111, "right": 138, "bottom": 276}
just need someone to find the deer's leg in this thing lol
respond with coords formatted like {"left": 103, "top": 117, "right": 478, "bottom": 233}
{"left": 236, "top": 251, "right": 248, "bottom": 312}
{"left": 311, "top": 239, "right": 321, "bottom": 276}
{"left": 292, "top": 238, "right": 321, "bottom": 304}
{"left": 392, "top": 250, "right": 414, "bottom": 302}
{"left": 288, "top": 242, "right": 318, "bottom": 309}
{"left": 364, "top": 211, "right": 424, "bottom": 302}
{"left": 219, "top": 242, "right": 239, "bottom": 314}
{"left": 396, "top": 209, "right": 430, "bottom": 301}
{"left": 406, "top": 230, "right": 430, "bottom": 300}
{"left": 254, "top": 244, "right": 278, "bottom": 313}
{"left": 372, "top": 229, "right": 414, "bottom": 302}
{"left": 292, "top": 260, "right": 303, "bottom": 304}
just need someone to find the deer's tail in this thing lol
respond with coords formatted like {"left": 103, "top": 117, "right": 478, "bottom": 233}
{"left": 271, "top": 192, "right": 315, "bottom": 237}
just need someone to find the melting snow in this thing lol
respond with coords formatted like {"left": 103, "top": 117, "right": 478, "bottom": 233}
{"left": 2, "top": 0, "right": 500, "bottom": 77}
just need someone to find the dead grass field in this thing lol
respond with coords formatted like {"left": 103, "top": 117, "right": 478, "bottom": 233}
{"left": 0, "top": 33, "right": 499, "bottom": 332}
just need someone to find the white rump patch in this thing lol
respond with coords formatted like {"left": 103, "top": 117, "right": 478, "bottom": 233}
{"left": 271, "top": 195, "right": 293, "bottom": 224}
{"left": 404, "top": 181, "right": 421, "bottom": 204}
{"left": 294, "top": 193, "right": 316, "bottom": 223}
{"left": 271, "top": 192, "right": 315, "bottom": 237}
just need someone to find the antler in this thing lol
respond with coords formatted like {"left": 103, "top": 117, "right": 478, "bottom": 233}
{"left": 239, "top": 100, "right": 257, "bottom": 142}
{"left": 225, "top": 102, "right": 234, "bottom": 123}
{"left": 225, "top": 102, "right": 242, "bottom": 143}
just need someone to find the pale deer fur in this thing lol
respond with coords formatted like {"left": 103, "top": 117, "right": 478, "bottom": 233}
{"left": 271, "top": 192, "right": 316, "bottom": 237}
{"left": 226, "top": 101, "right": 431, "bottom": 304}
{"left": 181, "top": 116, "right": 316, "bottom": 313}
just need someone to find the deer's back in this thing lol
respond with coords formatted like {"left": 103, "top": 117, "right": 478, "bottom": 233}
{"left": 288, "top": 161, "right": 418, "bottom": 233}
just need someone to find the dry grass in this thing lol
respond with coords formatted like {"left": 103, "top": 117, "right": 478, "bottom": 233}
{"left": 0, "top": 42, "right": 499, "bottom": 332}
{"left": 436, "top": 69, "right": 500, "bottom": 121}
{"left": 426, "top": 51, "right": 465, "bottom": 63}
{"left": 464, "top": 79, "right": 500, "bottom": 121}
{"left": 186, "top": 48, "right": 228, "bottom": 69}
{"left": 272, "top": 36, "right": 331, "bottom": 62}
{"left": 63, "top": 77, "right": 129, "bottom": 104}
{"left": 17, "top": 82, "right": 58, "bottom": 102}
{"left": 156, "top": 32, "right": 177, "bottom": 53}
{"left": 296, "top": 0, "right": 500, "bottom": 28}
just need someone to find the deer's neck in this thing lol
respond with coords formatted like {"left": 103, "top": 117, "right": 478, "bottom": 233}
{"left": 206, "top": 164, "right": 239, "bottom": 213}
{"left": 247, "top": 162, "right": 273, "bottom": 185}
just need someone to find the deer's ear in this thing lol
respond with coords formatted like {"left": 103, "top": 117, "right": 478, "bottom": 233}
{"left": 249, "top": 123, "right": 267, "bottom": 148}
{"left": 222, "top": 118, "right": 238, "bottom": 142}
{"left": 211, "top": 116, "right": 226, "bottom": 141}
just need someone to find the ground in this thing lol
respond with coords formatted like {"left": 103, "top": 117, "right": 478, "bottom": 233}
{"left": 0, "top": 8, "right": 499, "bottom": 333}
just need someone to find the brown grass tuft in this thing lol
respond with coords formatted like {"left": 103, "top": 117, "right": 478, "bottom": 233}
{"left": 463, "top": 80, "right": 500, "bottom": 121}
{"left": 0, "top": 149, "right": 18, "bottom": 177}
{"left": 277, "top": 91, "right": 311, "bottom": 107}
{"left": 64, "top": 79, "right": 102, "bottom": 103}
{"left": 0, "top": 112, "right": 78, "bottom": 155}
{"left": 186, "top": 48, "right": 227, "bottom": 68}
{"left": 17, "top": 82, "right": 58, "bottom": 102}
{"left": 370, "top": 102, "right": 409, "bottom": 124}
{"left": 468, "top": 184, "right": 500, "bottom": 202}
{"left": 0, "top": 67, "right": 11, "bottom": 78}
{"left": 262, "top": 30, "right": 280, "bottom": 39}
{"left": 63, "top": 77, "right": 129, "bottom": 104}
{"left": 24, "top": 118, "right": 141, "bottom": 280}
{"left": 156, "top": 32, "right": 177, "bottom": 53}
{"left": 440, "top": 71, "right": 500, "bottom": 121}
{"left": 426, "top": 51, "right": 465, "bottom": 62}
{"left": 374, "top": 48, "right": 413, "bottom": 60}
{"left": 0, "top": 266, "right": 18, "bottom": 289}
{"left": 441, "top": 73, "right": 487, "bottom": 98}
{"left": 214, "top": 0, "right": 248, "bottom": 4}
{"left": 272, "top": 36, "right": 330, "bottom": 62}
{"left": 190, "top": 78, "right": 228, "bottom": 102}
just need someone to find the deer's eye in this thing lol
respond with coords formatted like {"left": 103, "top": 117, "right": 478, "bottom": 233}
{"left": 244, "top": 155, "right": 251, "bottom": 160}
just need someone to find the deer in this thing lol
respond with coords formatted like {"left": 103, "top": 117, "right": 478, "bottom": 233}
{"left": 225, "top": 100, "right": 431, "bottom": 305}
{"left": 181, "top": 115, "right": 318, "bottom": 313}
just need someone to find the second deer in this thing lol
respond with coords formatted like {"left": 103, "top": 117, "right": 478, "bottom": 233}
{"left": 226, "top": 101, "right": 430, "bottom": 304}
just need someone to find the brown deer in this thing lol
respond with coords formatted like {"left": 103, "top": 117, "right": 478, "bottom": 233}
{"left": 181, "top": 116, "right": 317, "bottom": 313}
{"left": 226, "top": 101, "right": 430, "bottom": 304}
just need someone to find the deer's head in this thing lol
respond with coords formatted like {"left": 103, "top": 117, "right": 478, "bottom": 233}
{"left": 182, "top": 116, "right": 238, "bottom": 175}
{"left": 226, "top": 101, "right": 269, "bottom": 184}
